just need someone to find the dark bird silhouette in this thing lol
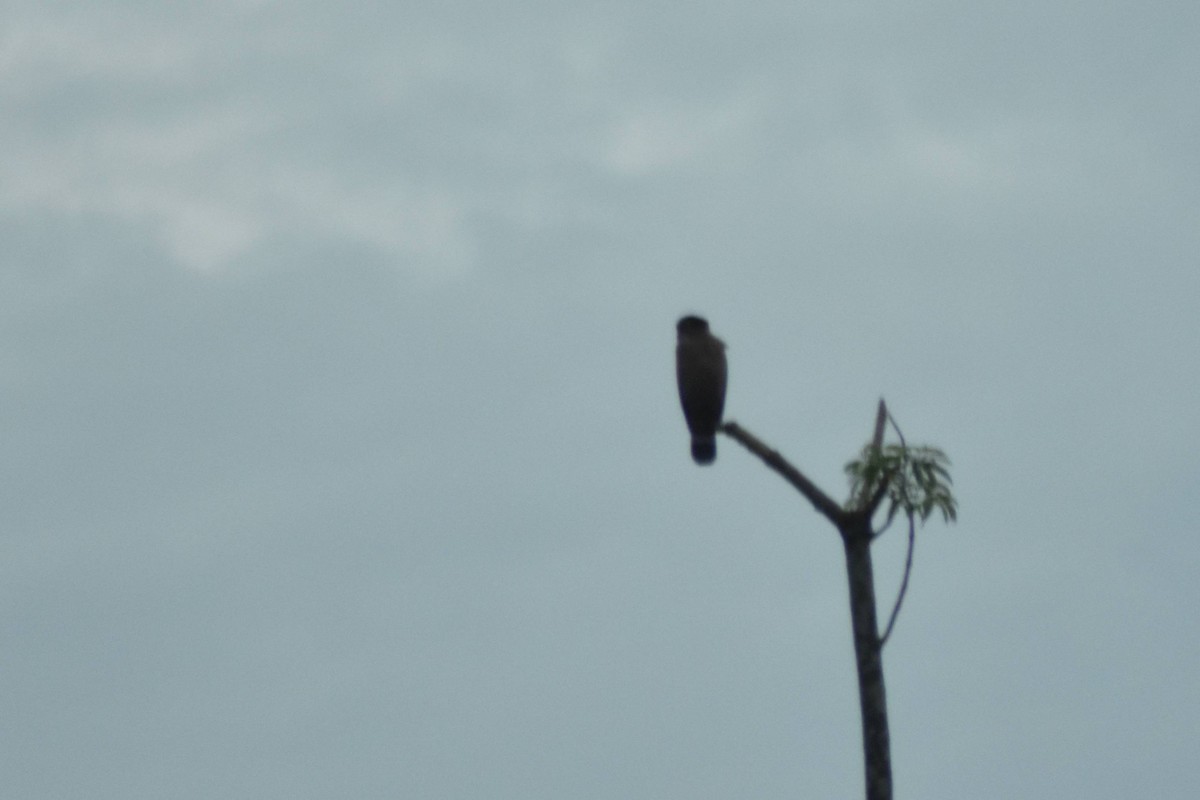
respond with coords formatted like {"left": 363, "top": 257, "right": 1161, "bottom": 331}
{"left": 675, "top": 315, "right": 727, "bottom": 465}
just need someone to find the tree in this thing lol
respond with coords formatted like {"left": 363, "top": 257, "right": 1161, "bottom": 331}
{"left": 719, "top": 400, "right": 956, "bottom": 800}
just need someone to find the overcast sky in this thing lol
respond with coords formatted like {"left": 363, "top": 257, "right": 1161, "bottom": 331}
{"left": 3, "top": 2, "right": 1198, "bottom": 798}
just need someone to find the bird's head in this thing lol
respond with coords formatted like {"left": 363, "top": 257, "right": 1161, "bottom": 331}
{"left": 676, "top": 315, "right": 710, "bottom": 336}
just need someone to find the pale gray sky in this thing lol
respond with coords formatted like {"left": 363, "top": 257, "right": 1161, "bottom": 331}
{"left": 3, "top": 2, "right": 1198, "bottom": 798}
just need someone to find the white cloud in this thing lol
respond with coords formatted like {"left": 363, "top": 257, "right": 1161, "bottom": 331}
{"left": 0, "top": 13, "right": 202, "bottom": 91}
{"left": 271, "top": 170, "right": 476, "bottom": 279}
{"left": 1, "top": 4, "right": 480, "bottom": 277}
{"left": 1, "top": 81, "right": 475, "bottom": 276}
{"left": 603, "top": 91, "right": 765, "bottom": 176}
{"left": 900, "top": 127, "right": 1016, "bottom": 188}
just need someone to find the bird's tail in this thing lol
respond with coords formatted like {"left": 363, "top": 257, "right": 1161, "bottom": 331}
{"left": 691, "top": 436, "right": 716, "bottom": 465}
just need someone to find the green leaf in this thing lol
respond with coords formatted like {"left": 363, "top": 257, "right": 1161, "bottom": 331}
{"left": 844, "top": 434, "right": 957, "bottom": 530}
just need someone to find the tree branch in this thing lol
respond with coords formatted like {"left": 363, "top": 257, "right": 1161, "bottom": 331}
{"left": 861, "top": 473, "right": 892, "bottom": 521}
{"left": 871, "top": 398, "right": 887, "bottom": 452}
{"left": 879, "top": 513, "right": 916, "bottom": 648}
{"left": 720, "top": 421, "right": 846, "bottom": 526}
{"left": 887, "top": 411, "right": 907, "bottom": 450}
{"left": 858, "top": 399, "right": 893, "bottom": 520}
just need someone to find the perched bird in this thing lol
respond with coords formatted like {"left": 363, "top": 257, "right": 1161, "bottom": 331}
{"left": 675, "top": 315, "right": 727, "bottom": 465}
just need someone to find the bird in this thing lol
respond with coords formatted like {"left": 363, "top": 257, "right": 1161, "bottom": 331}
{"left": 675, "top": 315, "right": 727, "bottom": 465}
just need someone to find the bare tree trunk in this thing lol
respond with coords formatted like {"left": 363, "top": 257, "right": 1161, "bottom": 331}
{"left": 840, "top": 515, "right": 892, "bottom": 800}
{"left": 721, "top": 417, "right": 895, "bottom": 800}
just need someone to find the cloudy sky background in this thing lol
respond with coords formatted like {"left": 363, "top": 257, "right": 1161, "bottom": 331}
{"left": 3, "top": 1, "right": 1198, "bottom": 797}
